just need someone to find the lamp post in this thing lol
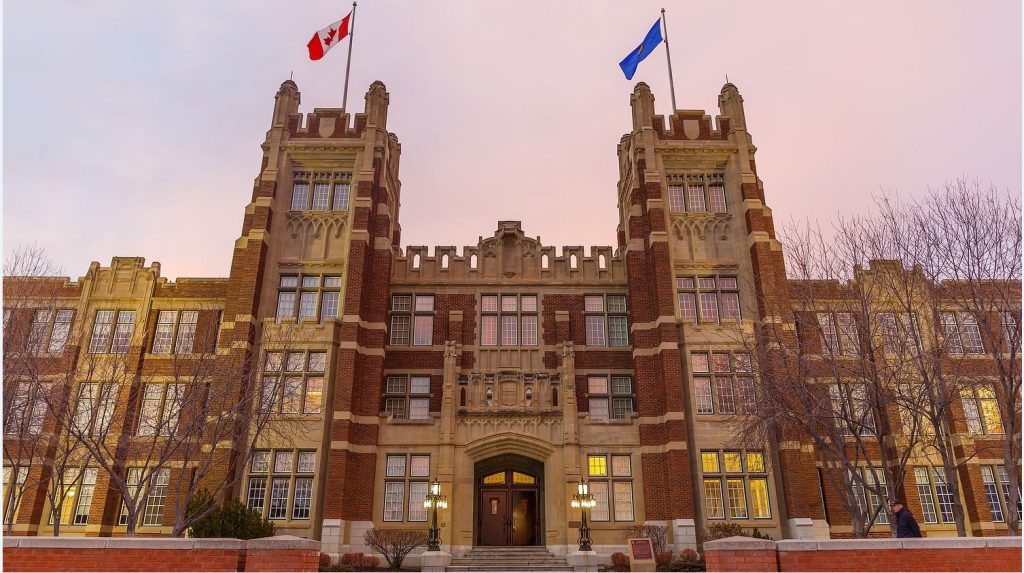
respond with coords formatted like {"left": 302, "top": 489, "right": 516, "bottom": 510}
{"left": 570, "top": 479, "right": 596, "bottom": 552}
{"left": 423, "top": 478, "right": 448, "bottom": 552}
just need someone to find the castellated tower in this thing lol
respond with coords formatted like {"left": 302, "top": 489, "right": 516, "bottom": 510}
{"left": 221, "top": 80, "right": 402, "bottom": 547}
{"left": 615, "top": 82, "right": 828, "bottom": 543}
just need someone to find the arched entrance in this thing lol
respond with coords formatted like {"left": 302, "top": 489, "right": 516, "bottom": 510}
{"left": 474, "top": 454, "right": 544, "bottom": 546}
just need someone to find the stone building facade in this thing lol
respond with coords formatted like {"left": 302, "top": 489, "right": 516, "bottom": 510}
{"left": 3, "top": 80, "right": 1019, "bottom": 559}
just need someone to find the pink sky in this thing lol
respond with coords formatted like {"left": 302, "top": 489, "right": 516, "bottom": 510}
{"left": 3, "top": 0, "right": 1021, "bottom": 279}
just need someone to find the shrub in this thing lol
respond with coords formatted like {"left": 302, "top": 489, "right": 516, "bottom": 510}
{"left": 748, "top": 528, "right": 774, "bottom": 541}
{"left": 655, "top": 552, "right": 673, "bottom": 567}
{"left": 319, "top": 552, "right": 333, "bottom": 569}
{"left": 340, "top": 553, "right": 380, "bottom": 570}
{"left": 186, "top": 490, "right": 274, "bottom": 540}
{"left": 625, "top": 524, "right": 668, "bottom": 555}
{"left": 363, "top": 528, "right": 426, "bottom": 570}
{"left": 659, "top": 549, "right": 705, "bottom": 572}
{"left": 700, "top": 522, "right": 744, "bottom": 543}
{"left": 611, "top": 552, "right": 631, "bottom": 572}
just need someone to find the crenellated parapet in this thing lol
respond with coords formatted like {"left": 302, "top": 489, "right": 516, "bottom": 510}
{"left": 391, "top": 221, "right": 625, "bottom": 284}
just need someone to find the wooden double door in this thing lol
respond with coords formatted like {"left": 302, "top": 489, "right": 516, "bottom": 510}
{"left": 477, "top": 470, "right": 540, "bottom": 546}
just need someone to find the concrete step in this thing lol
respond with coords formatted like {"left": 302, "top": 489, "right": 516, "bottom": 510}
{"left": 448, "top": 564, "right": 577, "bottom": 568}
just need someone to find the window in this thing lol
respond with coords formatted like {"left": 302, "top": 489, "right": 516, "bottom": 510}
{"left": 137, "top": 383, "right": 184, "bottom": 436}
{"left": 246, "top": 449, "right": 316, "bottom": 521}
{"left": 26, "top": 309, "right": 74, "bottom": 354}
{"left": 46, "top": 468, "right": 94, "bottom": 526}
{"left": 260, "top": 351, "right": 326, "bottom": 415}
{"left": 940, "top": 312, "right": 984, "bottom": 354}
{"left": 383, "top": 375, "right": 431, "bottom": 420}
{"left": 389, "top": 294, "right": 433, "bottom": 345}
{"left": 290, "top": 171, "right": 352, "bottom": 212}
{"left": 151, "top": 310, "right": 199, "bottom": 354}
{"left": 73, "top": 383, "right": 118, "bottom": 436}
{"left": 666, "top": 173, "right": 727, "bottom": 214}
{"left": 583, "top": 295, "right": 629, "bottom": 347}
{"left": 981, "top": 466, "right": 1004, "bottom": 522}
{"left": 914, "top": 466, "right": 955, "bottom": 524}
{"left": 878, "top": 312, "right": 921, "bottom": 355}
{"left": 2, "top": 466, "right": 28, "bottom": 524}
{"left": 587, "top": 454, "right": 634, "bottom": 522}
{"left": 676, "top": 276, "right": 740, "bottom": 324}
{"left": 4, "top": 381, "right": 48, "bottom": 436}
{"left": 383, "top": 454, "right": 430, "bottom": 522}
{"left": 961, "top": 385, "right": 1002, "bottom": 434}
{"left": 479, "top": 294, "right": 539, "bottom": 346}
{"left": 701, "top": 451, "right": 770, "bottom": 520}
{"left": 863, "top": 468, "right": 889, "bottom": 525}
{"left": 587, "top": 376, "right": 634, "bottom": 421}
{"left": 88, "top": 310, "right": 135, "bottom": 354}
{"left": 118, "top": 468, "right": 170, "bottom": 526}
{"left": 276, "top": 274, "right": 343, "bottom": 322}
{"left": 1001, "top": 311, "right": 1019, "bottom": 353}
{"left": 940, "top": 312, "right": 964, "bottom": 355}
{"left": 815, "top": 312, "right": 859, "bottom": 355}
{"left": 829, "top": 383, "right": 876, "bottom": 435}
{"left": 691, "top": 352, "right": 755, "bottom": 415}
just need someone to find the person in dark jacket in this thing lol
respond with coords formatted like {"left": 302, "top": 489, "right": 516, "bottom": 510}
{"left": 890, "top": 499, "right": 922, "bottom": 538}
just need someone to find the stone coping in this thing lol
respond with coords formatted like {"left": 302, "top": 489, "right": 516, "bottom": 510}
{"left": 704, "top": 536, "right": 1022, "bottom": 552}
{"left": 2, "top": 534, "right": 319, "bottom": 552}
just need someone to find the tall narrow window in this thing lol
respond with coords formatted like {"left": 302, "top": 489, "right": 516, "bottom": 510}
{"left": 332, "top": 183, "right": 351, "bottom": 211}
{"left": 817, "top": 312, "right": 839, "bottom": 354}
{"left": 940, "top": 312, "right": 964, "bottom": 355}
{"left": 708, "top": 184, "right": 727, "bottom": 213}
{"left": 1001, "top": 311, "right": 1020, "bottom": 353}
{"left": 960, "top": 313, "right": 985, "bottom": 354}
{"left": 291, "top": 182, "right": 310, "bottom": 210}
{"left": 914, "top": 467, "right": 939, "bottom": 524}
{"left": 110, "top": 311, "right": 136, "bottom": 353}
{"left": 981, "top": 466, "right": 1004, "bottom": 522}
{"left": 667, "top": 185, "right": 685, "bottom": 213}
{"left": 311, "top": 182, "right": 330, "bottom": 210}
{"left": 88, "top": 310, "right": 115, "bottom": 353}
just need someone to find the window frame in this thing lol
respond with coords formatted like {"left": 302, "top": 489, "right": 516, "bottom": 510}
{"left": 586, "top": 454, "right": 635, "bottom": 523}
{"left": 676, "top": 275, "right": 741, "bottom": 324}
{"left": 479, "top": 294, "right": 539, "bottom": 347}
{"left": 383, "top": 375, "right": 432, "bottom": 420}
{"left": 259, "top": 350, "right": 327, "bottom": 416}
{"left": 289, "top": 171, "right": 353, "bottom": 212}
{"left": 389, "top": 294, "right": 434, "bottom": 346}
{"left": 700, "top": 450, "right": 771, "bottom": 521}
{"left": 583, "top": 294, "right": 629, "bottom": 347}
{"left": 586, "top": 375, "right": 634, "bottom": 421}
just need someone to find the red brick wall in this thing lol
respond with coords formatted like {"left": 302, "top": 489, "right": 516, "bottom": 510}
{"left": 704, "top": 537, "right": 1023, "bottom": 572}
{"left": 4, "top": 548, "right": 241, "bottom": 572}
{"left": 3, "top": 537, "right": 320, "bottom": 573}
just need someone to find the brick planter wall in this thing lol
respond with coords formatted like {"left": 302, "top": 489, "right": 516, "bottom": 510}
{"left": 704, "top": 536, "right": 1022, "bottom": 573}
{"left": 2, "top": 535, "right": 320, "bottom": 572}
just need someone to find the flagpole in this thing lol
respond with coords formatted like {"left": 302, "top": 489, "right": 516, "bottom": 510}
{"left": 661, "top": 8, "right": 678, "bottom": 111}
{"left": 341, "top": 1, "right": 357, "bottom": 113}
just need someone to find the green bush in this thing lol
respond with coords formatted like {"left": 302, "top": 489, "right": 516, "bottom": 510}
{"left": 187, "top": 490, "right": 275, "bottom": 539}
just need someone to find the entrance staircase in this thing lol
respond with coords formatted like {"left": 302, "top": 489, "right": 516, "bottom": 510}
{"left": 447, "top": 546, "right": 572, "bottom": 571}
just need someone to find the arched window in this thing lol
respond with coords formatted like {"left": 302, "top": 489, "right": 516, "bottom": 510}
{"left": 470, "top": 254, "right": 478, "bottom": 269}
{"left": 599, "top": 254, "right": 607, "bottom": 269}
{"left": 412, "top": 253, "right": 421, "bottom": 269}
{"left": 551, "top": 387, "right": 559, "bottom": 407}
{"left": 459, "top": 387, "right": 467, "bottom": 407}
{"left": 441, "top": 253, "right": 449, "bottom": 269}
{"left": 542, "top": 254, "right": 550, "bottom": 269}
{"left": 570, "top": 254, "right": 578, "bottom": 269}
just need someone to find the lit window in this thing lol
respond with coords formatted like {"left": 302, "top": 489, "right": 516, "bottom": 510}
{"left": 701, "top": 449, "right": 770, "bottom": 521}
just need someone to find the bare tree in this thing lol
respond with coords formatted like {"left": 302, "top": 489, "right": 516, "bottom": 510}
{"left": 737, "top": 218, "right": 928, "bottom": 538}
{"left": 36, "top": 311, "right": 297, "bottom": 536}
{"left": 2, "top": 244, "right": 89, "bottom": 535}
{"left": 908, "top": 180, "right": 1022, "bottom": 534}
{"left": 364, "top": 528, "right": 427, "bottom": 570}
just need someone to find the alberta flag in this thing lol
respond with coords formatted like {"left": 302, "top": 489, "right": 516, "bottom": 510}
{"left": 619, "top": 19, "right": 663, "bottom": 80}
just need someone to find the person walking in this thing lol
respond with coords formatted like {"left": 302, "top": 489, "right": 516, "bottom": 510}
{"left": 890, "top": 499, "right": 922, "bottom": 538}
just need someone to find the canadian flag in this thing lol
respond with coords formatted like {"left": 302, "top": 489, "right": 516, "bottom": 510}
{"left": 307, "top": 12, "right": 352, "bottom": 61}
